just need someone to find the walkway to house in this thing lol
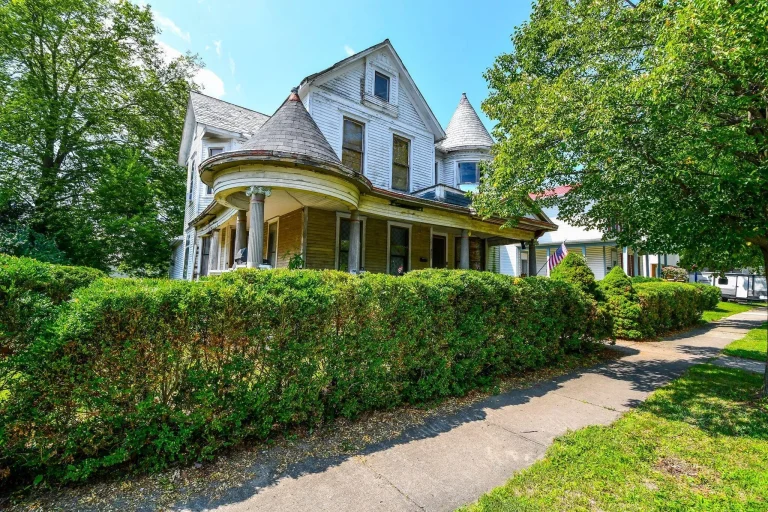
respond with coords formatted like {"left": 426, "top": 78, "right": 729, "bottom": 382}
{"left": 185, "top": 308, "right": 766, "bottom": 512}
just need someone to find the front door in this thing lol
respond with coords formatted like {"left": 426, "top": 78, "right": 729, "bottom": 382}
{"left": 651, "top": 263, "right": 658, "bottom": 278}
{"left": 432, "top": 235, "right": 446, "bottom": 268}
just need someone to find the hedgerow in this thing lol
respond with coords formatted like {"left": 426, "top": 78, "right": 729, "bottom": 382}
{"left": 691, "top": 282, "right": 721, "bottom": 310}
{"left": 0, "top": 255, "right": 105, "bottom": 372}
{"left": 0, "top": 269, "right": 602, "bottom": 487}
{"left": 634, "top": 282, "right": 704, "bottom": 337}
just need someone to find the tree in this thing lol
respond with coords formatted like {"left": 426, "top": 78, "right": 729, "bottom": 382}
{"left": 478, "top": 0, "right": 768, "bottom": 392}
{"left": 0, "top": 0, "right": 198, "bottom": 275}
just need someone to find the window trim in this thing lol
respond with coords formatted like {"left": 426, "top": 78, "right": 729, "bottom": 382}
{"left": 391, "top": 134, "right": 411, "bottom": 192}
{"left": 341, "top": 117, "right": 365, "bottom": 173}
{"left": 334, "top": 212, "right": 367, "bottom": 271}
{"left": 188, "top": 155, "right": 196, "bottom": 202}
{"left": 457, "top": 160, "right": 480, "bottom": 185}
{"left": 374, "top": 71, "right": 390, "bottom": 102}
{"left": 265, "top": 218, "right": 279, "bottom": 267}
{"left": 386, "top": 221, "right": 411, "bottom": 275}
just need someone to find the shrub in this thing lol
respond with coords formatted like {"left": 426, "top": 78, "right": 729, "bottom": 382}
{"left": 631, "top": 276, "right": 663, "bottom": 284}
{"left": 0, "top": 269, "right": 603, "bottom": 486}
{"left": 634, "top": 282, "right": 704, "bottom": 337}
{"left": 598, "top": 267, "right": 643, "bottom": 339}
{"left": 662, "top": 265, "right": 688, "bottom": 282}
{"left": 550, "top": 253, "right": 598, "bottom": 296}
{"left": 0, "top": 255, "right": 105, "bottom": 360}
{"left": 691, "top": 283, "right": 721, "bottom": 310}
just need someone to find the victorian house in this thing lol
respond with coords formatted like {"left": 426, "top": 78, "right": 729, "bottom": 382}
{"left": 170, "top": 40, "right": 556, "bottom": 279}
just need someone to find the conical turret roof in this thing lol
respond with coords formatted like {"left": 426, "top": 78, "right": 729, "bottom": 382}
{"left": 437, "top": 93, "right": 493, "bottom": 152}
{"left": 238, "top": 88, "right": 341, "bottom": 165}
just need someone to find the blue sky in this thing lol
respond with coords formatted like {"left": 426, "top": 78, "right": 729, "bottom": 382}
{"left": 148, "top": 0, "right": 533, "bottom": 132}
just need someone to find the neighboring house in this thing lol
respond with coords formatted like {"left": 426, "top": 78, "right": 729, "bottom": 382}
{"left": 501, "top": 186, "right": 679, "bottom": 279}
{"left": 170, "top": 40, "right": 556, "bottom": 280}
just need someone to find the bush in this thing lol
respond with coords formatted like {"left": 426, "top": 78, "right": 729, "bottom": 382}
{"left": 631, "top": 276, "right": 663, "bottom": 284}
{"left": 691, "top": 283, "right": 721, "bottom": 310}
{"left": 0, "top": 269, "right": 604, "bottom": 486}
{"left": 598, "top": 267, "right": 643, "bottom": 339}
{"left": 550, "top": 253, "right": 598, "bottom": 296}
{"left": 634, "top": 282, "right": 704, "bottom": 337}
{"left": 662, "top": 265, "right": 688, "bottom": 282}
{"left": 0, "top": 254, "right": 105, "bottom": 360}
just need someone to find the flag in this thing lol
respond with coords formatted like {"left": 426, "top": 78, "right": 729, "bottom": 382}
{"left": 548, "top": 242, "right": 568, "bottom": 272}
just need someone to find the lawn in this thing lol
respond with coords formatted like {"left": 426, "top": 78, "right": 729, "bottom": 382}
{"left": 723, "top": 323, "right": 767, "bottom": 362}
{"left": 701, "top": 301, "right": 753, "bottom": 323}
{"left": 462, "top": 364, "right": 768, "bottom": 512}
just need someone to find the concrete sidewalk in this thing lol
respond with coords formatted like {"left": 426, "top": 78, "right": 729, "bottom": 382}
{"left": 185, "top": 308, "right": 766, "bottom": 512}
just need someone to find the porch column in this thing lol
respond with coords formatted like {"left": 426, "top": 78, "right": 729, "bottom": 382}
{"left": 657, "top": 254, "right": 663, "bottom": 276}
{"left": 622, "top": 247, "right": 629, "bottom": 274}
{"left": 348, "top": 210, "right": 361, "bottom": 274}
{"left": 234, "top": 209, "right": 247, "bottom": 260}
{"left": 223, "top": 229, "right": 232, "bottom": 269}
{"left": 634, "top": 251, "right": 640, "bottom": 276}
{"left": 459, "top": 230, "right": 470, "bottom": 269}
{"left": 208, "top": 229, "right": 220, "bottom": 273}
{"left": 528, "top": 239, "right": 537, "bottom": 276}
{"left": 546, "top": 247, "right": 551, "bottom": 277}
{"left": 246, "top": 186, "right": 271, "bottom": 268}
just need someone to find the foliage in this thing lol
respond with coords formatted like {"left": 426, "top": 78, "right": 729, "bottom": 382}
{"left": 0, "top": 0, "right": 198, "bottom": 276}
{"left": 634, "top": 282, "right": 706, "bottom": 338}
{"left": 690, "top": 283, "right": 721, "bottom": 311}
{"left": 0, "top": 268, "right": 603, "bottom": 487}
{"left": 630, "top": 276, "right": 662, "bottom": 284}
{"left": 549, "top": 252, "right": 597, "bottom": 297}
{"left": 286, "top": 252, "right": 305, "bottom": 270}
{"left": 0, "top": 255, "right": 104, "bottom": 395}
{"left": 462, "top": 364, "right": 768, "bottom": 511}
{"left": 662, "top": 266, "right": 688, "bottom": 282}
{"left": 598, "top": 267, "right": 642, "bottom": 339}
{"left": 477, "top": 0, "right": 768, "bottom": 376}
{"left": 723, "top": 323, "right": 767, "bottom": 363}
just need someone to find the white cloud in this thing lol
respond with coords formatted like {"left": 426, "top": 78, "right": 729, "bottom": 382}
{"left": 213, "top": 40, "right": 222, "bottom": 57}
{"left": 228, "top": 54, "right": 236, "bottom": 75}
{"left": 344, "top": 45, "right": 355, "bottom": 56}
{"left": 154, "top": 12, "right": 190, "bottom": 43}
{"left": 157, "top": 41, "right": 225, "bottom": 98}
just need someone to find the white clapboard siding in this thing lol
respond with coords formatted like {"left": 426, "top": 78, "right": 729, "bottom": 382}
{"left": 536, "top": 249, "right": 548, "bottom": 276}
{"left": 499, "top": 244, "right": 517, "bottom": 276}
{"left": 586, "top": 246, "right": 605, "bottom": 280}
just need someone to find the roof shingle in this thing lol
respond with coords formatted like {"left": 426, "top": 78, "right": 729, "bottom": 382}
{"left": 437, "top": 93, "right": 494, "bottom": 152}
{"left": 190, "top": 92, "right": 269, "bottom": 136}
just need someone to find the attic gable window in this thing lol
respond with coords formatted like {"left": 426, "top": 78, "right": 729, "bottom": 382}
{"left": 342, "top": 118, "right": 364, "bottom": 172}
{"left": 458, "top": 162, "right": 479, "bottom": 184}
{"left": 374, "top": 71, "right": 390, "bottom": 102}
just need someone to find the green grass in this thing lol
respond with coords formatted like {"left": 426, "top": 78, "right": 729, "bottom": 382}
{"left": 723, "top": 323, "right": 767, "bottom": 362}
{"left": 461, "top": 364, "right": 768, "bottom": 512}
{"left": 701, "top": 301, "right": 752, "bottom": 323}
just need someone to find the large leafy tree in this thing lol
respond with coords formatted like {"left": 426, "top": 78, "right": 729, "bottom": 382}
{"left": 0, "top": 0, "right": 198, "bottom": 275}
{"left": 478, "top": 0, "right": 768, "bottom": 390}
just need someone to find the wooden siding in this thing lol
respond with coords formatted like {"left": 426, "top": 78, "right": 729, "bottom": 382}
{"left": 305, "top": 208, "right": 337, "bottom": 270}
{"left": 277, "top": 208, "right": 303, "bottom": 268}
{"left": 410, "top": 224, "right": 431, "bottom": 271}
{"left": 364, "top": 217, "right": 388, "bottom": 273}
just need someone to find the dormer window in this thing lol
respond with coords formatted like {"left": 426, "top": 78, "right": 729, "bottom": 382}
{"left": 374, "top": 71, "right": 390, "bottom": 102}
{"left": 458, "top": 162, "right": 479, "bottom": 184}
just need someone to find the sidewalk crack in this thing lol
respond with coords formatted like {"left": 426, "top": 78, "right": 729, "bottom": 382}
{"left": 356, "top": 457, "right": 426, "bottom": 511}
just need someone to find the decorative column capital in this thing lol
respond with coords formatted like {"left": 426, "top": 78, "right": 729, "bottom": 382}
{"left": 245, "top": 186, "right": 272, "bottom": 198}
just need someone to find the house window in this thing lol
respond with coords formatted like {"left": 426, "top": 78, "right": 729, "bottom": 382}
{"left": 342, "top": 118, "right": 364, "bottom": 172}
{"left": 391, "top": 135, "right": 409, "bottom": 192}
{"left": 266, "top": 222, "right": 278, "bottom": 267}
{"left": 458, "top": 162, "right": 479, "bottom": 184}
{"left": 337, "top": 217, "right": 364, "bottom": 271}
{"left": 389, "top": 225, "right": 409, "bottom": 275}
{"left": 188, "top": 159, "right": 195, "bottom": 201}
{"left": 206, "top": 148, "right": 224, "bottom": 194}
{"left": 374, "top": 71, "right": 390, "bottom": 102}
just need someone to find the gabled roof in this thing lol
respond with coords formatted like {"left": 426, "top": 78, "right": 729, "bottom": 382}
{"left": 178, "top": 92, "right": 270, "bottom": 165}
{"left": 190, "top": 92, "right": 269, "bottom": 135}
{"left": 437, "top": 93, "right": 494, "bottom": 152}
{"left": 234, "top": 89, "right": 341, "bottom": 165}
{"left": 298, "top": 39, "right": 446, "bottom": 142}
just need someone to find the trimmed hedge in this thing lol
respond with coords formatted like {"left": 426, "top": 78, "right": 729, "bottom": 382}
{"left": 1, "top": 269, "right": 603, "bottom": 486}
{"left": 692, "top": 282, "right": 721, "bottom": 310}
{"left": 630, "top": 276, "right": 663, "bottom": 284}
{"left": 0, "top": 255, "right": 105, "bottom": 360}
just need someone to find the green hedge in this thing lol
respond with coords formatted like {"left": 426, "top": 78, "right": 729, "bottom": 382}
{"left": 630, "top": 276, "right": 663, "bottom": 284}
{"left": 0, "top": 254, "right": 105, "bottom": 362}
{"left": 691, "top": 282, "right": 721, "bottom": 310}
{"left": 1, "top": 269, "right": 603, "bottom": 486}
